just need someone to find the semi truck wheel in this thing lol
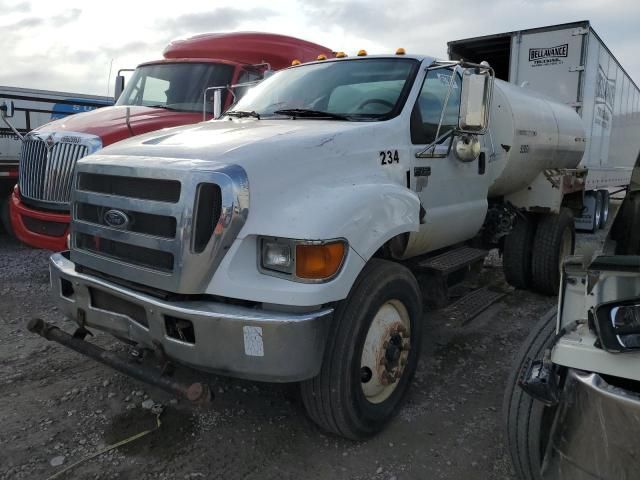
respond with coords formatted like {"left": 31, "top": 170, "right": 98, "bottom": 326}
{"left": 530, "top": 208, "right": 574, "bottom": 296}
{"left": 300, "top": 259, "right": 422, "bottom": 439}
{"left": 503, "top": 214, "right": 537, "bottom": 289}
{"left": 504, "top": 307, "right": 559, "bottom": 480}
{"left": 597, "top": 190, "right": 610, "bottom": 229}
{"left": 0, "top": 197, "right": 13, "bottom": 237}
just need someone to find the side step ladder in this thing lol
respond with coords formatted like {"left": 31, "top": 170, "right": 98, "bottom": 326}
{"left": 410, "top": 247, "right": 490, "bottom": 309}
{"left": 414, "top": 247, "right": 489, "bottom": 275}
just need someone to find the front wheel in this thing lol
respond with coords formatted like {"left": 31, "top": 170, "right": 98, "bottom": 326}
{"left": 503, "top": 307, "right": 559, "bottom": 480}
{"left": 300, "top": 259, "right": 423, "bottom": 439}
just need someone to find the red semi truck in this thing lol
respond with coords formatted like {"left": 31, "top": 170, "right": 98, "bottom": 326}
{"left": 9, "top": 32, "right": 331, "bottom": 250}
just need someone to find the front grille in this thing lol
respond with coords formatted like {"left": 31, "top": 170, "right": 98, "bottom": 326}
{"left": 19, "top": 137, "right": 89, "bottom": 205}
{"left": 76, "top": 203, "right": 177, "bottom": 238}
{"left": 76, "top": 233, "right": 175, "bottom": 272}
{"left": 70, "top": 160, "right": 249, "bottom": 294}
{"left": 77, "top": 173, "right": 181, "bottom": 203}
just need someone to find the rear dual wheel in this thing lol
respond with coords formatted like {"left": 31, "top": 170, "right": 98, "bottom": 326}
{"left": 503, "top": 208, "right": 575, "bottom": 296}
{"left": 300, "top": 259, "right": 422, "bottom": 439}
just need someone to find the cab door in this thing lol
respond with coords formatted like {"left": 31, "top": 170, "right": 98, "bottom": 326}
{"left": 404, "top": 66, "right": 492, "bottom": 257}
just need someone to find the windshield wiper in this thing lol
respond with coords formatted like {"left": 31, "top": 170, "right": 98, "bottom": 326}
{"left": 147, "top": 104, "right": 178, "bottom": 111}
{"left": 273, "top": 109, "right": 349, "bottom": 120}
{"left": 226, "top": 110, "right": 261, "bottom": 119}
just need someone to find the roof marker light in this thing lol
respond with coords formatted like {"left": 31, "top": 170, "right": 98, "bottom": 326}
{"left": 317, "top": 54, "right": 327, "bottom": 61}
{"left": 357, "top": 49, "right": 367, "bottom": 56}
{"left": 335, "top": 51, "right": 347, "bottom": 58}
{"left": 396, "top": 48, "right": 406, "bottom": 55}
{"left": 291, "top": 59, "right": 301, "bottom": 66}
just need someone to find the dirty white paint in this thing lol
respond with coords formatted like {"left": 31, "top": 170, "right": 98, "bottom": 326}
{"left": 243, "top": 326, "right": 264, "bottom": 357}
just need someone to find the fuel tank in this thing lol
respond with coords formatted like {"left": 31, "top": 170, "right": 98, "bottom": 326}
{"left": 486, "top": 79, "right": 586, "bottom": 197}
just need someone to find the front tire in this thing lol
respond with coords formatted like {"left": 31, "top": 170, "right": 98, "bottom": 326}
{"left": 503, "top": 307, "right": 559, "bottom": 480}
{"left": 300, "top": 259, "right": 423, "bottom": 439}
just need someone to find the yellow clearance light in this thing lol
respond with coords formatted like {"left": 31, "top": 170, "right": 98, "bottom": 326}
{"left": 357, "top": 49, "right": 367, "bottom": 56}
{"left": 317, "top": 54, "right": 327, "bottom": 61}
{"left": 291, "top": 59, "right": 301, "bottom": 66}
{"left": 335, "top": 51, "right": 347, "bottom": 58}
{"left": 295, "top": 242, "right": 346, "bottom": 280}
{"left": 396, "top": 48, "right": 406, "bottom": 55}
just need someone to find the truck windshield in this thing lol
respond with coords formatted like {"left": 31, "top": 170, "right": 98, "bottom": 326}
{"left": 230, "top": 58, "right": 418, "bottom": 121}
{"left": 116, "top": 63, "right": 234, "bottom": 113}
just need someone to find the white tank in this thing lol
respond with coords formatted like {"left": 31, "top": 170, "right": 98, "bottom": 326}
{"left": 486, "top": 79, "right": 586, "bottom": 197}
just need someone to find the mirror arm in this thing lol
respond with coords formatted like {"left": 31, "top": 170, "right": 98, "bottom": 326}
{"left": 432, "top": 65, "right": 461, "bottom": 147}
{"left": 0, "top": 105, "right": 23, "bottom": 141}
{"left": 416, "top": 128, "right": 455, "bottom": 158}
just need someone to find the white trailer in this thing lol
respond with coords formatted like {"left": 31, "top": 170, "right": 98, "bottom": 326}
{"left": 0, "top": 86, "right": 112, "bottom": 172}
{"left": 0, "top": 86, "right": 112, "bottom": 231}
{"left": 448, "top": 20, "right": 640, "bottom": 231}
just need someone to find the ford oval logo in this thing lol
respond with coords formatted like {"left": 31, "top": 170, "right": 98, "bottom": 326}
{"left": 104, "top": 209, "right": 130, "bottom": 228}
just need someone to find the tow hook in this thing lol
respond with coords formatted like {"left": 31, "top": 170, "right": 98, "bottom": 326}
{"left": 518, "top": 350, "right": 560, "bottom": 406}
{"left": 27, "top": 318, "right": 212, "bottom": 404}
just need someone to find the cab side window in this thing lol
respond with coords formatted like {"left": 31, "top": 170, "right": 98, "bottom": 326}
{"left": 411, "top": 69, "right": 461, "bottom": 144}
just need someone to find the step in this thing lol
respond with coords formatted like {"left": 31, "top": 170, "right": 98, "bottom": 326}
{"left": 441, "top": 286, "right": 506, "bottom": 324}
{"left": 415, "top": 247, "right": 489, "bottom": 276}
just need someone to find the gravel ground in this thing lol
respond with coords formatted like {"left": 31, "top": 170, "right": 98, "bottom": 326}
{"left": 0, "top": 232, "right": 562, "bottom": 480}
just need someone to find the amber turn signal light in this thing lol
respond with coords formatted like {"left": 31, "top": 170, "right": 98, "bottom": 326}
{"left": 295, "top": 242, "right": 346, "bottom": 280}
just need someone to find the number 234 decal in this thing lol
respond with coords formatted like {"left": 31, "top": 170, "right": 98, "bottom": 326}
{"left": 380, "top": 150, "right": 400, "bottom": 165}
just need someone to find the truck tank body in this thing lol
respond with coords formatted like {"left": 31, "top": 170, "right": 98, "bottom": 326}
{"left": 487, "top": 79, "right": 585, "bottom": 197}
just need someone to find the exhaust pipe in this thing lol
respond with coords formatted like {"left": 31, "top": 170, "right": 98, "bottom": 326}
{"left": 27, "top": 318, "right": 211, "bottom": 404}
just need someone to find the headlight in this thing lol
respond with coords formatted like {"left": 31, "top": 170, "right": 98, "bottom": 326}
{"left": 261, "top": 239, "right": 294, "bottom": 274}
{"left": 259, "top": 237, "right": 347, "bottom": 282}
{"left": 594, "top": 300, "right": 640, "bottom": 352}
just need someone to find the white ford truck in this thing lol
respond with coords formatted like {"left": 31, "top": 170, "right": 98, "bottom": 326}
{"left": 30, "top": 43, "right": 635, "bottom": 438}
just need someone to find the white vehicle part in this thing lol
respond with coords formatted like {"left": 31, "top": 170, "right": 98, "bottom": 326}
{"left": 486, "top": 80, "right": 585, "bottom": 198}
{"left": 552, "top": 257, "right": 640, "bottom": 381}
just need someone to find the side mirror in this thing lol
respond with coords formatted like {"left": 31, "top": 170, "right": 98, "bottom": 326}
{"left": 459, "top": 68, "right": 492, "bottom": 134}
{"left": 213, "top": 89, "right": 222, "bottom": 119}
{"left": 0, "top": 100, "right": 15, "bottom": 118}
{"left": 114, "top": 75, "right": 125, "bottom": 101}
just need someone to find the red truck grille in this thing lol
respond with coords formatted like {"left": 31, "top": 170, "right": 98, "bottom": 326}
{"left": 19, "top": 137, "right": 89, "bottom": 207}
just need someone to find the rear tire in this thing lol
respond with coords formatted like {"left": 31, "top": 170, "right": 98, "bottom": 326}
{"left": 503, "top": 307, "right": 559, "bottom": 480}
{"left": 503, "top": 213, "right": 537, "bottom": 289}
{"left": 531, "top": 208, "right": 575, "bottom": 296}
{"left": 300, "top": 259, "right": 423, "bottom": 439}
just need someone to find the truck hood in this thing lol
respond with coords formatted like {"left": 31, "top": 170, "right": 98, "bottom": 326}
{"left": 35, "top": 105, "right": 202, "bottom": 147}
{"left": 100, "top": 117, "right": 380, "bottom": 163}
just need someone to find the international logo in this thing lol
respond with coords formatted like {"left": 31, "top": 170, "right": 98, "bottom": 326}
{"left": 44, "top": 134, "right": 55, "bottom": 151}
{"left": 104, "top": 209, "right": 130, "bottom": 229}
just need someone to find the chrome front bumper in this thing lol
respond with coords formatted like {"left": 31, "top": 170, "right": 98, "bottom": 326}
{"left": 542, "top": 369, "right": 640, "bottom": 479}
{"left": 49, "top": 252, "right": 333, "bottom": 382}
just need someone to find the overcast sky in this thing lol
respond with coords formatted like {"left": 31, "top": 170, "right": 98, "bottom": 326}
{"left": 2, "top": 0, "right": 639, "bottom": 97}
